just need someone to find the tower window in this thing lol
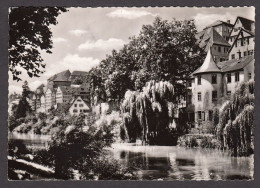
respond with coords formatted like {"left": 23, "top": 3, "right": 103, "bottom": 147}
{"left": 212, "top": 91, "right": 218, "bottom": 101}
{"left": 198, "top": 92, "right": 202, "bottom": 101}
{"left": 212, "top": 74, "right": 217, "bottom": 84}
{"left": 235, "top": 72, "right": 240, "bottom": 82}
{"left": 197, "top": 75, "right": 201, "bottom": 85}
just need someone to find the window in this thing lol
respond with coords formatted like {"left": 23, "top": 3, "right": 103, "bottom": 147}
{"left": 197, "top": 75, "right": 201, "bottom": 85}
{"left": 218, "top": 46, "right": 221, "bottom": 52}
{"left": 238, "top": 52, "right": 241, "bottom": 59}
{"left": 73, "top": 109, "right": 78, "bottom": 113}
{"left": 241, "top": 38, "right": 244, "bottom": 46}
{"left": 248, "top": 73, "right": 252, "bottom": 80}
{"left": 188, "top": 94, "right": 192, "bottom": 103}
{"left": 212, "top": 91, "right": 217, "bottom": 101}
{"left": 187, "top": 81, "right": 192, "bottom": 87}
{"left": 227, "top": 91, "right": 231, "bottom": 97}
{"left": 198, "top": 111, "right": 202, "bottom": 120}
{"left": 247, "top": 37, "right": 250, "bottom": 45}
{"left": 227, "top": 73, "right": 231, "bottom": 83}
{"left": 74, "top": 104, "right": 77, "bottom": 107}
{"left": 77, "top": 99, "right": 81, "bottom": 102}
{"left": 244, "top": 51, "right": 247, "bottom": 57}
{"left": 231, "top": 54, "right": 235, "bottom": 59}
{"left": 212, "top": 74, "right": 217, "bottom": 84}
{"left": 208, "top": 110, "right": 213, "bottom": 121}
{"left": 235, "top": 41, "right": 237, "bottom": 47}
{"left": 83, "top": 109, "right": 89, "bottom": 113}
{"left": 79, "top": 104, "right": 84, "bottom": 107}
{"left": 235, "top": 72, "right": 240, "bottom": 82}
{"left": 80, "top": 109, "right": 83, "bottom": 112}
{"left": 198, "top": 111, "right": 205, "bottom": 121}
{"left": 198, "top": 92, "right": 201, "bottom": 101}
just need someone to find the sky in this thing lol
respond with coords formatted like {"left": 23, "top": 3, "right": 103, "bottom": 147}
{"left": 8, "top": 7, "right": 255, "bottom": 94}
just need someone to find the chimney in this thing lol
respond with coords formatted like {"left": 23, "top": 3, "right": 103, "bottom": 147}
{"left": 227, "top": 20, "right": 230, "bottom": 24}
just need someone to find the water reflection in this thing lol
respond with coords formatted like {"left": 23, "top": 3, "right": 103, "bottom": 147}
{"left": 108, "top": 143, "right": 253, "bottom": 180}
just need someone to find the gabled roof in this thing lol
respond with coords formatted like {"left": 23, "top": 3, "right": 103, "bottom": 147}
{"left": 228, "top": 28, "right": 255, "bottom": 53}
{"left": 204, "top": 20, "right": 233, "bottom": 30}
{"left": 69, "top": 96, "right": 90, "bottom": 109}
{"left": 236, "top": 16, "right": 255, "bottom": 31}
{"left": 197, "top": 28, "right": 230, "bottom": 52}
{"left": 217, "top": 55, "right": 254, "bottom": 72}
{"left": 193, "top": 48, "right": 221, "bottom": 75}
{"left": 48, "top": 70, "right": 71, "bottom": 82}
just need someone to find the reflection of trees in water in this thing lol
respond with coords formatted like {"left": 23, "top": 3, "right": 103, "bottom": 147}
{"left": 120, "top": 151, "right": 171, "bottom": 179}
{"left": 115, "top": 147, "right": 253, "bottom": 180}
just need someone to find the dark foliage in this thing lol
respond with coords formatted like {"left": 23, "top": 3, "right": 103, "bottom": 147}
{"left": 9, "top": 7, "right": 68, "bottom": 81}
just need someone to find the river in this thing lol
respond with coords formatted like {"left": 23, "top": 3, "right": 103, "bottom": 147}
{"left": 9, "top": 133, "right": 254, "bottom": 180}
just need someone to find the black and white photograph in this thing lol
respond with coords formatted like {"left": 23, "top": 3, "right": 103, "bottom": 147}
{"left": 8, "top": 6, "right": 255, "bottom": 181}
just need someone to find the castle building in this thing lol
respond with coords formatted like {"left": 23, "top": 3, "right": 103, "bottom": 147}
{"left": 187, "top": 48, "right": 254, "bottom": 130}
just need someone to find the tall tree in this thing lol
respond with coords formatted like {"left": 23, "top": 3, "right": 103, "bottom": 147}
{"left": 9, "top": 7, "right": 68, "bottom": 81}
{"left": 15, "top": 81, "right": 31, "bottom": 119}
{"left": 89, "top": 17, "right": 205, "bottom": 103}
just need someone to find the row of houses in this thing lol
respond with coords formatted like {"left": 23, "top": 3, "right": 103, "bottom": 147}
{"left": 27, "top": 70, "right": 92, "bottom": 116}
{"left": 187, "top": 16, "right": 255, "bottom": 131}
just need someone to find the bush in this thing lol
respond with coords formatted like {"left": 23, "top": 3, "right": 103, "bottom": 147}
{"left": 200, "top": 136, "right": 221, "bottom": 149}
{"left": 8, "top": 139, "right": 28, "bottom": 159}
{"left": 38, "top": 112, "right": 47, "bottom": 121}
{"left": 8, "top": 115, "right": 19, "bottom": 132}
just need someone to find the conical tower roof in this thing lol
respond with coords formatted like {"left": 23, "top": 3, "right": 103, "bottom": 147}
{"left": 193, "top": 48, "right": 221, "bottom": 75}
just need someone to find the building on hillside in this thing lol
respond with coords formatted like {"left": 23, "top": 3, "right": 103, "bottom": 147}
{"left": 47, "top": 70, "right": 71, "bottom": 89}
{"left": 8, "top": 93, "right": 21, "bottom": 115}
{"left": 203, "top": 20, "right": 233, "bottom": 41}
{"left": 196, "top": 27, "right": 231, "bottom": 62}
{"left": 186, "top": 49, "right": 254, "bottom": 130}
{"left": 36, "top": 94, "right": 46, "bottom": 113}
{"left": 229, "top": 16, "right": 255, "bottom": 46}
{"left": 45, "top": 88, "right": 56, "bottom": 111}
{"left": 56, "top": 86, "right": 73, "bottom": 104}
{"left": 228, "top": 28, "right": 255, "bottom": 60}
{"left": 69, "top": 96, "right": 91, "bottom": 116}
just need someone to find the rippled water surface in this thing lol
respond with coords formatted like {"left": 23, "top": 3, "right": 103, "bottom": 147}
{"left": 108, "top": 143, "right": 254, "bottom": 180}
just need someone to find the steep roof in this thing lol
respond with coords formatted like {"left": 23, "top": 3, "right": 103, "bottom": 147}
{"left": 71, "top": 71, "right": 89, "bottom": 76}
{"left": 237, "top": 16, "right": 255, "bottom": 31}
{"left": 197, "top": 28, "right": 230, "bottom": 52}
{"left": 204, "top": 20, "right": 233, "bottom": 30}
{"left": 193, "top": 48, "right": 221, "bottom": 75}
{"left": 217, "top": 55, "right": 254, "bottom": 72}
{"left": 228, "top": 28, "right": 255, "bottom": 53}
{"left": 48, "top": 70, "right": 71, "bottom": 82}
{"left": 69, "top": 96, "right": 90, "bottom": 109}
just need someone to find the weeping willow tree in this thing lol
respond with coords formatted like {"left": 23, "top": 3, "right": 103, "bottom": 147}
{"left": 121, "top": 80, "right": 180, "bottom": 145}
{"left": 216, "top": 81, "right": 254, "bottom": 156}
